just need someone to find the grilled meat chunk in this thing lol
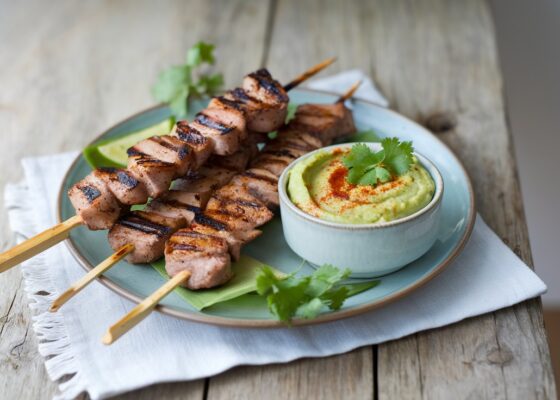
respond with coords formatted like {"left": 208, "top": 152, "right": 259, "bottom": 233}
{"left": 145, "top": 192, "right": 200, "bottom": 224}
{"left": 171, "top": 121, "right": 214, "bottom": 168}
{"left": 92, "top": 168, "right": 148, "bottom": 205}
{"left": 250, "top": 155, "right": 291, "bottom": 177}
{"left": 289, "top": 103, "right": 356, "bottom": 143}
{"left": 165, "top": 230, "right": 232, "bottom": 289}
{"left": 241, "top": 69, "right": 289, "bottom": 132}
{"left": 68, "top": 174, "right": 123, "bottom": 230}
{"left": 127, "top": 149, "right": 176, "bottom": 198}
{"left": 206, "top": 185, "right": 274, "bottom": 228}
{"left": 173, "top": 166, "right": 238, "bottom": 206}
{"left": 129, "top": 135, "right": 193, "bottom": 176}
{"left": 230, "top": 168, "right": 279, "bottom": 208}
{"left": 243, "top": 69, "right": 289, "bottom": 104}
{"left": 108, "top": 211, "right": 185, "bottom": 263}
{"left": 275, "top": 129, "right": 323, "bottom": 150}
{"left": 207, "top": 146, "right": 255, "bottom": 173}
{"left": 191, "top": 107, "right": 246, "bottom": 156}
{"left": 216, "top": 88, "right": 286, "bottom": 133}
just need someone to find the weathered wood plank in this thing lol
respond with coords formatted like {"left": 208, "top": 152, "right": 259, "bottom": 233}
{"left": 206, "top": 0, "right": 378, "bottom": 398}
{"left": 207, "top": 348, "right": 374, "bottom": 400}
{"left": 0, "top": 0, "right": 270, "bottom": 398}
{"left": 362, "top": 1, "right": 557, "bottom": 399}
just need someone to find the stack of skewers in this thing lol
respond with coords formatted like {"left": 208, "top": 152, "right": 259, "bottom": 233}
{"left": 0, "top": 58, "right": 362, "bottom": 343}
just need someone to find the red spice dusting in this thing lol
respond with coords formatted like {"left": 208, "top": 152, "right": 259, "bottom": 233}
{"left": 328, "top": 166, "right": 353, "bottom": 199}
{"left": 379, "top": 179, "right": 402, "bottom": 192}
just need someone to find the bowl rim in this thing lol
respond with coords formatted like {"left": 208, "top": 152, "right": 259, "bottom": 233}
{"left": 278, "top": 142, "right": 444, "bottom": 230}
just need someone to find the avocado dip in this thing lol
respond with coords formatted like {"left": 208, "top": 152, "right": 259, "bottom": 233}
{"left": 287, "top": 148, "right": 435, "bottom": 224}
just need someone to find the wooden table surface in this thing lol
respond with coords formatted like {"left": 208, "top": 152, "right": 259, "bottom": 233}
{"left": 0, "top": 1, "right": 556, "bottom": 399}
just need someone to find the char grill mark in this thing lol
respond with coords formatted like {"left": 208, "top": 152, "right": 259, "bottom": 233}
{"left": 215, "top": 96, "right": 244, "bottom": 112}
{"left": 230, "top": 88, "right": 261, "bottom": 104}
{"left": 248, "top": 69, "right": 289, "bottom": 102}
{"left": 243, "top": 171, "right": 278, "bottom": 185}
{"left": 193, "top": 212, "right": 228, "bottom": 231}
{"left": 195, "top": 112, "right": 234, "bottom": 134}
{"left": 213, "top": 195, "right": 262, "bottom": 209}
{"left": 116, "top": 171, "right": 139, "bottom": 188}
{"left": 131, "top": 155, "right": 175, "bottom": 168}
{"left": 175, "top": 123, "right": 208, "bottom": 145}
{"left": 79, "top": 185, "right": 101, "bottom": 203}
{"left": 155, "top": 137, "right": 190, "bottom": 160}
{"left": 118, "top": 216, "right": 171, "bottom": 237}
{"left": 265, "top": 149, "right": 300, "bottom": 159}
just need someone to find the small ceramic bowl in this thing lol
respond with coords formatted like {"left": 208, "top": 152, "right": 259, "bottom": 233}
{"left": 278, "top": 142, "right": 444, "bottom": 278}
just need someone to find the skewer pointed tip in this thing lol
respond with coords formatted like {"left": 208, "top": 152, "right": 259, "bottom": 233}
{"left": 337, "top": 80, "right": 363, "bottom": 103}
{"left": 283, "top": 57, "right": 337, "bottom": 91}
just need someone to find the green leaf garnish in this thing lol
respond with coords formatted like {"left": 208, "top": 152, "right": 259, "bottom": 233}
{"left": 152, "top": 41, "right": 223, "bottom": 118}
{"left": 342, "top": 137, "right": 414, "bottom": 186}
{"left": 256, "top": 264, "right": 379, "bottom": 323}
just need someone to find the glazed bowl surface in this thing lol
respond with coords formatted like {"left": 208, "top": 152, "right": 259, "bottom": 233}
{"left": 278, "top": 142, "right": 444, "bottom": 277}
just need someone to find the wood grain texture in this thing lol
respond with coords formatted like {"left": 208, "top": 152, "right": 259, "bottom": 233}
{"left": 361, "top": 1, "right": 557, "bottom": 399}
{"left": 0, "top": 0, "right": 555, "bottom": 399}
{"left": 207, "top": 348, "right": 374, "bottom": 400}
{"left": 0, "top": 0, "right": 269, "bottom": 398}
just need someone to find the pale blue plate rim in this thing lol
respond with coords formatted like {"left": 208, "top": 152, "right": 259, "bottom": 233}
{"left": 57, "top": 88, "right": 476, "bottom": 328}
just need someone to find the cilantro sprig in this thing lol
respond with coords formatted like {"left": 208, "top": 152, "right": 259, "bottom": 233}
{"left": 342, "top": 138, "right": 414, "bottom": 186}
{"left": 152, "top": 42, "right": 224, "bottom": 118}
{"left": 256, "top": 264, "right": 379, "bottom": 323}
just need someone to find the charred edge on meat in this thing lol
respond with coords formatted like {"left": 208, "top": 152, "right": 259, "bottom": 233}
{"left": 175, "top": 123, "right": 208, "bottom": 145}
{"left": 195, "top": 112, "right": 234, "bottom": 134}
{"left": 193, "top": 213, "right": 228, "bottom": 231}
{"left": 230, "top": 88, "right": 261, "bottom": 104}
{"left": 242, "top": 171, "right": 278, "bottom": 184}
{"left": 117, "top": 216, "right": 172, "bottom": 237}
{"left": 152, "top": 138, "right": 190, "bottom": 160}
{"left": 116, "top": 171, "right": 140, "bottom": 188}
{"left": 264, "top": 149, "right": 299, "bottom": 159}
{"left": 248, "top": 69, "right": 289, "bottom": 102}
{"left": 79, "top": 185, "right": 101, "bottom": 203}
{"left": 215, "top": 96, "right": 244, "bottom": 112}
{"left": 213, "top": 195, "right": 262, "bottom": 209}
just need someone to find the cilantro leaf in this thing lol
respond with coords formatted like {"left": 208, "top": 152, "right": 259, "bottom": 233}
{"left": 152, "top": 42, "right": 223, "bottom": 117}
{"left": 186, "top": 42, "right": 216, "bottom": 67}
{"left": 381, "top": 138, "right": 414, "bottom": 175}
{"left": 256, "top": 264, "right": 379, "bottom": 323}
{"left": 152, "top": 66, "right": 191, "bottom": 103}
{"left": 341, "top": 138, "right": 414, "bottom": 187}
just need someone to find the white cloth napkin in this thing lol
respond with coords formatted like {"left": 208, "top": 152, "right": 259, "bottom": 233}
{"left": 4, "top": 72, "right": 546, "bottom": 400}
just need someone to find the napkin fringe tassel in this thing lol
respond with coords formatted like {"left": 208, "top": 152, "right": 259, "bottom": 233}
{"left": 5, "top": 183, "right": 88, "bottom": 400}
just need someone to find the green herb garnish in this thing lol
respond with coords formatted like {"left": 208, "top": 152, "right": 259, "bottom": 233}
{"left": 342, "top": 137, "right": 414, "bottom": 186}
{"left": 152, "top": 41, "right": 224, "bottom": 118}
{"left": 256, "top": 264, "right": 379, "bottom": 323}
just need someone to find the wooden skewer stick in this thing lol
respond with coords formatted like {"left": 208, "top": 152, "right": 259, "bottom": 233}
{"left": 283, "top": 57, "right": 337, "bottom": 91}
{"left": 0, "top": 215, "right": 83, "bottom": 274}
{"left": 49, "top": 243, "right": 134, "bottom": 312}
{"left": 102, "top": 270, "right": 191, "bottom": 345}
{"left": 337, "top": 80, "right": 363, "bottom": 103}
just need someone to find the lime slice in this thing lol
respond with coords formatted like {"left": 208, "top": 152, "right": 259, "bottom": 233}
{"left": 83, "top": 117, "right": 174, "bottom": 168}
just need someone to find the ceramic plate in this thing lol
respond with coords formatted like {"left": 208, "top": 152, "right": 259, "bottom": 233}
{"left": 58, "top": 89, "right": 475, "bottom": 328}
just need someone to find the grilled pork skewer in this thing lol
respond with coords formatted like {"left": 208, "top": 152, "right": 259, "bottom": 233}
{"left": 166, "top": 102, "right": 357, "bottom": 290}
{"left": 103, "top": 83, "right": 360, "bottom": 344}
{"left": 0, "top": 59, "right": 335, "bottom": 274}
{"left": 50, "top": 143, "right": 259, "bottom": 312}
